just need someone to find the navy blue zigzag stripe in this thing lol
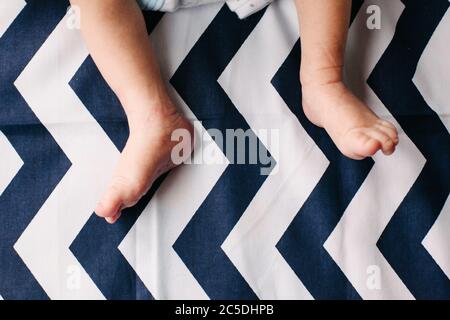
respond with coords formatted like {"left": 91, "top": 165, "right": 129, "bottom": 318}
{"left": 374, "top": 0, "right": 450, "bottom": 299}
{"left": 171, "top": 6, "right": 273, "bottom": 299}
{"left": 69, "top": 11, "right": 164, "bottom": 300}
{"left": 0, "top": 0, "right": 71, "bottom": 299}
{"left": 274, "top": 0, "right": 366, "bottom": 300}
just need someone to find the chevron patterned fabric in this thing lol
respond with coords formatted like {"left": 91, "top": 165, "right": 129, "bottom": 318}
{"left": 0, "top": 0, "right": 449, "bottom": 300}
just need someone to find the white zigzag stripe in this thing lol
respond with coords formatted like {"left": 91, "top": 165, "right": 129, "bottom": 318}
{"left": 422, "top": 196, "right": 450, "bottom": 279}
{"left": 413, "top": 8, "right": 450, "bottom": 132}
{"left": 324, "top": 0, "right": 423, "bottom": 299}
{"left": 14, "top": 14, "right": 120, "bottom": 299}
{"left": 0, "top": 0, "right": 25, "bottom": 38}
{"left": 0, "top": 132, "right": 23, "bottom": 197}
{"left": 119, "top": 4, "right": 228, "bottom": 299}
{"left": 414, "top": 7, "right": 450, "bottom": 281}
{"left": 220, "top": 0, "right": 328, "bottom": 299}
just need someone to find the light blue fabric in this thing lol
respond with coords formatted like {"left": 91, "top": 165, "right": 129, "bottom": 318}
{"left": 136, "top": 0, "right": 272, "bottom": 19}
{"left": 138, "top": 0, "right": 226, "bottom": 12}
{"left": 138, "top": 0, "right": 165, "bottom": 11}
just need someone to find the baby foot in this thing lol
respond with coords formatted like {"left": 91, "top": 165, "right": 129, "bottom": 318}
{"left": 95, "top": 101, "right": 193, "bottom": 224}
{"left": 302, "top": 81, "right": 398, "bottom": 160}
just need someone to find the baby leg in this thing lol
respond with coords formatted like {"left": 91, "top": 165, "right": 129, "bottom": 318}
{"left": 295, "top": 0, "right": 398, "bottom": 159}
{"left": 70, "top": 0, "right": 193, "bottom": 223}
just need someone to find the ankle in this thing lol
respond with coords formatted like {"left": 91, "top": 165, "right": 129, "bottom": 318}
{"left": 118, "top": 88, "right": 178, "bottom": 126}
{"left": 128, "top": 102, "right": 179, "bottom": 131}
{"left": 300, "top": 64, "right": 344, "bottom": 87}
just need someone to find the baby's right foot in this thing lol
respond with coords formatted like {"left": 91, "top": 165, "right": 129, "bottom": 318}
{"left": 302, "top": 81, "right": 399, "bottom": 160}
{"left": 95, "top": 98, "right": 193, "bottom": 224}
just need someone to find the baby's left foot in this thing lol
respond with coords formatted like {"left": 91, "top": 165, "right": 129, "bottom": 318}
{"left": 302, "top": 81, "right": 399, "bottom": 160}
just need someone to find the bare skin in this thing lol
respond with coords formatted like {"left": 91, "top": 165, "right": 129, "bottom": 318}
{"left": 70, "top": 0, "right": 193, "bottom": 223}
{"left": 295, "top": 0, "right": 398, "bottom": 159}
{"left": 72, "top": 0, "right": 398, "bottom": 224}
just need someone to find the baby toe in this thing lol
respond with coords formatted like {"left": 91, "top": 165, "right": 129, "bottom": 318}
{"left": 95, "top": 184, "right": 124, "bottom": 219}
{"left": 105, "top": 212, "right": 122, "bottom": 224}
{"left": 346, "top": 130, "right": 381, "bottom": 159}
{"left": 377, "top": 121, "right": 399, "bottom": 144}
{"left": 367, "top": 129, "right": 396, "bottom": 155}
{"left": 379, "top": 119, "right": 397, "bottom": 130}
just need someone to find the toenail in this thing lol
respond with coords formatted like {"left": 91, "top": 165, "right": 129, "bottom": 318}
{"left": 105, "top": 217, "right": 115, "bottom": 224}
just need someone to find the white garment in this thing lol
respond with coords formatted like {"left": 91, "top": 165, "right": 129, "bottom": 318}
{"left": 138, "top": 0, "right": 273, "bottom": 19}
